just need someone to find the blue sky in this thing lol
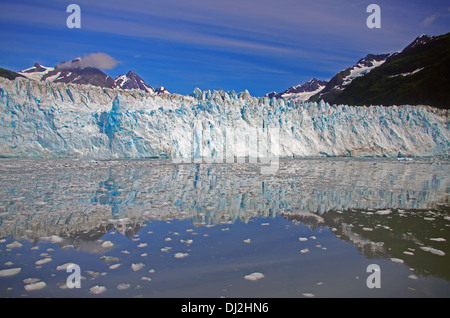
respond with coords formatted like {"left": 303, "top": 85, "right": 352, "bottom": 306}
{"left": 0, "top": 0, "right": 449, "bottom": 96}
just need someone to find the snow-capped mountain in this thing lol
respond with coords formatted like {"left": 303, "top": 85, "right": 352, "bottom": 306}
{"left": 115, "top": 70, "right": 154, "bottom": 93}
{"left": 19, "top": 59, "right": 117, "bottom": 88}
{"left": 154, "top": 86, "right": 169, "bottom": 94}
{"left": 19, "top": 60, "right": 164, "bottom": 93}
{"left": 266, "top": 78, "right": 328, "bottom": 102}
{"left": 19, "top": 63, "right": 55, "bottom": 81}
{"left": 326, "top": 33, "right": 450, "bottom": 108}
{"left": 0, "top": 76, "right": 448, "bottom": 160}
{"left": 401, "top": 34, "right": 435, "bottom": 52}
{"left": 309, "top": 53, "right": 389, "bottom": 102}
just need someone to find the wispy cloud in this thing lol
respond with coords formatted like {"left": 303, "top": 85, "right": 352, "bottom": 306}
{"left": 422, "top": 14, "right": 438, "bottom": 26}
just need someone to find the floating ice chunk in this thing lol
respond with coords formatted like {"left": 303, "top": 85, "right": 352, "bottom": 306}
{"left": 261, "top": 223, "right": 270, "bottom": 226}
{"left": 24, "top": 281, "right": 46, "bottom": 291}
{"left": 50, "top": 235, "right": 64, "bottom": 243}
{"left": 408, "top": 274, "right": 418, "bottom": 280}
{"left": 109, "top": 264, "right": 121, "bottom": 270}
{"left": 375, "top": 209, "right": 392, "bottom": 215}
{"left": 302, "top": 293, "right": 315, "bottom": 297}
{"left": 423, "top": 217, "right": 435, "bottom": 221}
{"left": 23, "top": 278, "right": 40, "bottom": 284}
{"left": 4, "top": 261, "right": 13, "bottom": 266}
{"left": 56, "top": 263, "right": 76, "bottom": 271}
{"left": 137, "top": 243, "right": 148, "bottom": 248}
{"left": 362, "top": 227, "right": 373, "bottom": 231}
{"left": 420, "top": 246, "right": 445, "bottom": 256}
{"left": 181, "top": 239, "right": 193, "bottom": 245}
{"left": 165, "top": 237, "right": 172, "bottom": 241}
{"left": 6, "top": 241, "right": 22, "bottom": 249}
{"left": 117, "top": 283, "right": 131, "bottom": 290}
{"left": 35, "top": 258, "right": 52, "bottom": 265}
{"left": 141, "top": 277, "right": 152, "bottom": 282}
{"left": 174, "top": 252, "right": 189, "bottom": 259}
{"left": 90, "top": 285, "right": 106, "bottom": 295}
{"left": 101, "top": 241, "right": 114, "bottom": 248}
{"left": 390, "top": 258, "right": 404, "bottom": 263}
{"left": 299, "top": 237, "right": 308, "bottom": 242}
{"left": 99, "top": 256, "right": 120, "bottom": 263}
{"left": 244, "top": 272, "right": 264, "bottom": 281}
{"left": 403, "top": 251, "right": 414, "bottom": 256}
{"left": 309, "top": 236, "right": 316, "bottom": 240}
{"left": 0, "top": 268, "right": 21, "bottom": 277}
{"left": 429, "top": 238, "right": 446, "bottom": 242}
{"left": 243, "top": 239, "right": 251, "bottom": 244}
{"left": 131, "top": 263, "right": 145, "bottom": 271}
{"left": 300, "top": 248, "right": 309, "bottom": 254}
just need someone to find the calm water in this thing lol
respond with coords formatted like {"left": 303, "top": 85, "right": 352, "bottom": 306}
{"left": 0, "top": 157, "right": 449, "bottom": 297}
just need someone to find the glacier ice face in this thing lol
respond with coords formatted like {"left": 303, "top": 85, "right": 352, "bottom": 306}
{"left": 0, "top": 77, "right": 449, "bottom": 159}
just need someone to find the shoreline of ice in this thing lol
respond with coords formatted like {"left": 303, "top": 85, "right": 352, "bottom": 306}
{"left": 0, "top": 77, "right": 448, "bottom": 160}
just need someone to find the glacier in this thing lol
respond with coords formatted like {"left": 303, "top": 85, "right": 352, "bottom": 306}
{"left": 0, "top": 76, "right": 448, "bottom": 159}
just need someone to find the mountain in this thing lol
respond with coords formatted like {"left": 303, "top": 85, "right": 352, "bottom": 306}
{"left": 19, "top": 63, "right": 55, "bottom": 81}
{"left": 18, "top": 60, "right": 164, "bottom": 93}
{"left": 115, "top": 70, "right": 154, "bottom": 93}
{"left": 309, "top": 53, "right": 389, "bottom": 103}
{"left": 310, "top": 33, "right": 450, "bottom": 109}
{"left": 0, "top": 68, "right": 25, "bottom": 80}
{"left": 154, "top": 86, "right": 169, "bottom": 94}
{"left": 266, "top": 78, "right": 328, "bottom": 102}
{"left": 19, "top": 59, "right": 116, "bottom": 89}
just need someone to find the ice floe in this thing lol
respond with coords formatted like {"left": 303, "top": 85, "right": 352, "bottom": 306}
{"left": 56, "top": 262, "right": 76, "bottom": 271}
{"left": 375, "top": 209, "right": 392, "bottom": 215}
{"left": 0, "top": 267, "right": 21, "bottom": 277}
{"left": 6, "top": 241, "right": 22, "bottom": 249}
{"left": 117, "top": 283, "right": 131, "bottom": 290}
{"left": 90, "top": 285, "right": 106, "bottom": 294}
{"left": 24, "top": 281, "right": 46, "bottom": 291}
{"left": 390, "top": 258, "right": 404, "bottom": 263}
{"left": 174, "top": 252, "right": 189, "bottom": 259}
{"left": 420, "top": 246, "right": 445, "bottom": 256}
{"left": 35, "top": 257, "right": 52, "bottom": 265}
{"left": 244, "top": 272, "right": 264, "bottom": 281}
{"left": 429, "top": 238, "right": 446, "bottom": 242}
{"left": 101, "top": 241, "right": 114, "bottom": 248}
{"left": 131, "top": 262, "right": 145, "bottom": 271}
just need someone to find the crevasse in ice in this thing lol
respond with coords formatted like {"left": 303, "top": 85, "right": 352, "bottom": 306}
{"left": 0, "top": 77, "right": 448, "bottom": 159}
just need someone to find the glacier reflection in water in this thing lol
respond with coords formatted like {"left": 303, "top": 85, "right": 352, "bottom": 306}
{"left": 0, "top": 157, "right": 449, "bottom": 297}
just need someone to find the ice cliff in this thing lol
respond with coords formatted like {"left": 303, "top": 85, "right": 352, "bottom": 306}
{"left": 0, "top": 77, "right": 448, "bottom": 159}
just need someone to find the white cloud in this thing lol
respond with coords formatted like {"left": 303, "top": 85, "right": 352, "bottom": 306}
{"left": 57, "top": 52, "right": 120, "bottom": 70}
